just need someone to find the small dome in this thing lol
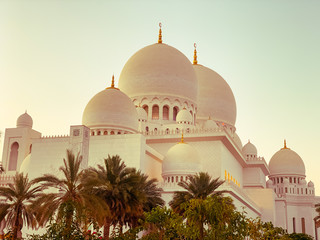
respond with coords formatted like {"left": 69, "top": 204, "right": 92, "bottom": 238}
{"left": 308, "top": 181, "right": 314, "bottom": 187}
{"left": 16, "top": 112, "right": 33, "bottom": 128}
{"left": 19, "top": 154, "right": 31, "bottom": 174}
{"left": 82, "top": 87, "right": 138, "bottom": 132}
{"left": 162, "top": 140, "right": 201, "bottom": 176}
{"left": 119, "top": 43, "right": 198, "bottom": 103}
{"left": 194, "top": 64, "right": 236, "bottom": 126}
{"left": 176, "top": 108, "right": 193, "bottom": 124}
{"left": 269, "top": 147, "right": 305, "bottom": 176}
{"left": 266, "top": 179, "right": 273, "bottom": 187}
{"left": 203, "top": 118, "right": 217, "bottom": 129}
{"left": 136, "top": 106, "right": 147, "bottom": 122}
{"left": 242, "top": 141, "right": 257, "bottom": 157}
{"left": 300, "top": 179, "right": 307, "bottom": 185}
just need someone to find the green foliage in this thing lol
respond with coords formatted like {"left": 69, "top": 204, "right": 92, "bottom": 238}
{"left": 246, "top": 218, "right": 287, "bottom": 239}
{"left": 109, "top": 226, "right": 141, "bottom": 240}
{"left": 27, "top": 218, "right": 102, "bottom": 240}
{"left": 285, "top": 233, "right": 314, "bottom": 240}
{"left": 140, "top": 206, "right": 185, "bottom": 240}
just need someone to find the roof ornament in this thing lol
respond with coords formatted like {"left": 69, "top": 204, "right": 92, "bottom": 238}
{"left": 282, "top": 139, "right": 290, "bottom": 150}
{"left": 111, "top": 74, "right": 115, "bottom": 88}
{"left": 193, "top": 43, "right": 198, "bottom": 65}
{"left": 107, "top": 75, "right": 119, "bottom": 90}
{"left": 158, "top": 23, "right": 162, "bottom": 43}
{"left": 179, "top": 132, "right": 184, "bottom": 144}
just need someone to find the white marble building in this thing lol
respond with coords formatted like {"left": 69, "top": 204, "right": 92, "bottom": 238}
{"left": 1, "top": 27, "right": 319, "bottom": 238}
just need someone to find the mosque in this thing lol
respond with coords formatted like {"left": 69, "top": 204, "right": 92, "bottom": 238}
{"left": 1, "top": 25, "right": 320, "bottom": 238}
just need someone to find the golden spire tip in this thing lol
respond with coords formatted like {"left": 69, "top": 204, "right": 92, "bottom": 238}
{"left": 180, "top": 132, "right": 184, "bottom": 143}
{"left": 106, "top": 74, "right": 119, "bottom": 90}
{"left": 111, "top": 74, "right": 115, "bottom": 88}
{"left": 158, "top": 22, "right": 162, "bottom": 44}
{"left": 282, "top": 139, "right": 289, "bottom": 149}
{"left": 193, "top": 43, "right": 198, "bottom": 65}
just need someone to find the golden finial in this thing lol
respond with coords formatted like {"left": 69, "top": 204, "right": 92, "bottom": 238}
{"left": 193, "top": 43, "right": 198, "bottom": 65}
{"left": 106, "top": 75, "right": 119, "bottom": 90}
{"left": 179, "top": 132, "right": 185, "bottom": 144}
{"left": 158, "top": 23, "right": 162, "bottom": 43}
{"left": 111, "top": 74, "right": 115, "bottom": 88}
{"left": 282, "top": 139, "right": 290, "bottom": 150}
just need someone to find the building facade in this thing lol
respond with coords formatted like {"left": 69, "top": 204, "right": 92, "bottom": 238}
{"left": 1, "top": 27, "right": 319, "bottom": 238}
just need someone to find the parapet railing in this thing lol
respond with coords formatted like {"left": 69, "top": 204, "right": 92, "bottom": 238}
{"left": 141, "top": 127, "right": 224, "bottom": 136}
{"left": 41, "top": 135, "right": 69, "bottom": 139}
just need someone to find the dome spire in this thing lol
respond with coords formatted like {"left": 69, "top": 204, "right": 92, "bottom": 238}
{"left": 282, "top": 139, "right": 290, "bottom": 149}
{"left": 193, "top": 43, "right": 198, "bottom": 65}
{"left": 179, "top": 133, "right": 185, "bottom": 144}
{"left": 111, "top": 74, "right": 115, "bottom": 88}
{"left": 158, "top": 23, "right": 162, "bottom": 43}
{"left": 107, "top": 75, "right": 119, "bottom": 90}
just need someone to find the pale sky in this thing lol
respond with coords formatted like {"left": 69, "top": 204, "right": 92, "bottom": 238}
{"left": 0, "top": 0, "right": 319, "bottom": 192}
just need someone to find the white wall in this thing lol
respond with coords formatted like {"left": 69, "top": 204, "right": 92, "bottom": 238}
{"left": 88, "top": 133, "right": 145, "bottom": 171}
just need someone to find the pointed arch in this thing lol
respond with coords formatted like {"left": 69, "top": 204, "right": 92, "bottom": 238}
{"left": 163, "top": 105, "right": 169, "bottom": 120}
{"left": 9, "top": 142, "right": 19, "bottom": 171}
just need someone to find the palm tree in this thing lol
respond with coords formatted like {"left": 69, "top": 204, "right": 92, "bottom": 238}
{"left": 0, "top": 172, "right": 44, "bottom": 239}
{"left": 33, "top": 150, "right": 106, "bottom": 235}
{"left": 86, "top": 155, "right": 164, "bottom": 240}
{"left": 169, "top": 172, "right": 225, "bottom": 240}
{"left": 85, "top": 155, "right": 137, "bottom": 240}
{"left": 169, "top": 172, "right": 225, "bottom": 214}
{"left": 123, "top": 170, "right": 164, "bottom": 229}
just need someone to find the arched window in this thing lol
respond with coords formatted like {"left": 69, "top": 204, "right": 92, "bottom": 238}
{"left": 293, "top": 218, "right": 296, "bottom": 233}
{"left": 104, "top": 131, "right": 108, "bottom": 135}
{"left": 152, "top": 105, "right": 159, "bottom": 120}
{"left": 117, "top": 131, "right": 121, "bottom": 135}
{"left": 163, "top": 105, "right": 169, "bottom": 120}
{"left": 91, "top": 131, "right": 95, "bottom": 136}
{"left": 143, "top": 105, "right": 149, "bottom": 117}
{"left": 97, "top": 131, "right": 101, "bottom": 135}
{"left": 173, "top": 107, "right": 179, "bottom": 121}
{"left": 301, "top": 218, "right": 305, "bottom": 233}
{"left": 110, "top": 131, "right": 115, "bottom": 135}
{"left": 146, "top": 126, "right": 149, "bottom": 132}
{"left": 166, "top": 128, "right": 169, "bottom": 134}
{"left": 9, "top": 142, "right": 19, "bottom": 171}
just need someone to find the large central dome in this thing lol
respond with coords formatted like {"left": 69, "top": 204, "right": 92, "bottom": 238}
{"left": 118, "top": 43, "right": 198, "bottom": 103}
{"left": 193, "top": 64, "right": 236, "bottom": 126}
